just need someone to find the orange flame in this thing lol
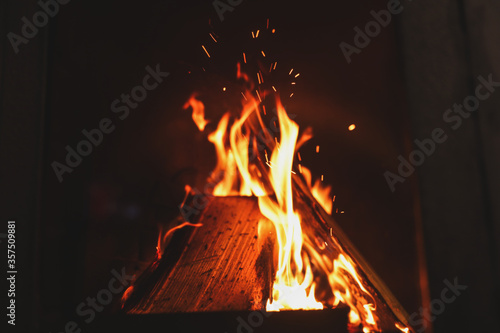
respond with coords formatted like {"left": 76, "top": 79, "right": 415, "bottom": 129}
{"left": 156, "top": 222, "right": 203, "bottom": 259}
{"left": 301, "top": 166, "right": 333, "bottom": 214}
{"left": 183, "top": 94, "right": 209, "bottom": 131}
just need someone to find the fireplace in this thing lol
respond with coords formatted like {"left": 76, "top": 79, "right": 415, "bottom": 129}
{"left": 8, "top": 0, "right": 500, "bottom": 333}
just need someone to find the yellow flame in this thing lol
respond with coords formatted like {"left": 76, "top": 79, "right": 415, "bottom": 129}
{"left": 259, "top": 99, "right": 323, "bottom": 311}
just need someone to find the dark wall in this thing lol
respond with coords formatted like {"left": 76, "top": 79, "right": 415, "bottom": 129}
{"left": 399, "top": 0, "right": 500, "bottom": 332}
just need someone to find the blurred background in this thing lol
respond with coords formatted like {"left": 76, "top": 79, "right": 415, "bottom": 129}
{"left": 0, "top": 0, "right": 499, "bottom": 332}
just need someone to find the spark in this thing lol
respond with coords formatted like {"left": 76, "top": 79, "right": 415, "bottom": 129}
{"left": 291, "top": 82, "right": 296, "bottom": 85}
{"left": 272, "top": 86, "right": 277, "bottom": 92}
{"left": 241, "top": 92, "right": 247, "bottom": 100}
{"left": 256, "top": 29, "right": 260, "bottom": 38}
{"left": 243, "top": 52, "right": 247, "bottom": 63}
{"left": 295, "top": 73, "right": 300, "bottom": 78}
{"left": 202, "top": 45, "right": 210, "bottom": 58}
{"left": 267, "top": 18, "right": 269, "bottom": 29}
{"left": 223, "top": 87, "right": 226, "bottom": 91}
{"left": 348, "top": 124, "right": 356, "bottom": 131}
{"left": 209, "top": 33, "right": 217, "bottom": 42}
{"left": 256, "top": 90, "right": 262, "bottom": 102}
{"left": 321, "top": 175, "right": 324, "bottom": 181}
{"left": 272, "top": 28, "right": 276, "bottom": 33}
{"left": 333, "top": 195, "right": 336, "bottom": 202}
{"left": 297, "top": 152, "right": 302, "bottom": 161}
{"left": 261, "top": 50, "right": 266, "bottom": 57}
{"left": 298, "top": 164, "right": 302, "bottom": 173}
{"left": 290, "top": 93, "right": 294, "bottom": 97}
{"left": 316, "top": 145, "right": 320, "bottom": 153}
{"left": 289, "top": 68, "right": 294, "bottom": 75}
{"left": 273, "top": 62, "right": 277, "bottom": 70}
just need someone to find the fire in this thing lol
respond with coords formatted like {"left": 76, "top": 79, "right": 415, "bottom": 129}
{"left": 301, "top": 165, "right": 333, "bottom": 215}
{"left": 259, "top": 98, "right": 323, "bottom": 311}
{"left": 156, "top": 221, "right": 203, "bottom": 259}
{"left": 180, "top": 49, "right": 381, "bottom": 330}
{"left": 183, "top": 94, "right": 209, "bottom": 131}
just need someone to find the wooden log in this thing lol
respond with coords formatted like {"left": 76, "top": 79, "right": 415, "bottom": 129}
{"left": 125, "top": 196, "right": 275, "bottom": 313}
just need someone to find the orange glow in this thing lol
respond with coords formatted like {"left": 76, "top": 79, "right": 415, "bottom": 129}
{"left": 349, "top": 124, "right": 356, "bottom": 131}
{"left": 181, "top": 63, "right": 380, "bottom": 332}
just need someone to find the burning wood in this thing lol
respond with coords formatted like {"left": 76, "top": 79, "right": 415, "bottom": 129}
{"left": 123, "top": 30, "right": 415, "bottom": 332}
{"left": 125, "top": 196, "right": 275, "bottom": 313}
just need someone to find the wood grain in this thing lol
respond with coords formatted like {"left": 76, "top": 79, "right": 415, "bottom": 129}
{"left": 126, "top": 196, "right": 275, "bottom": 313}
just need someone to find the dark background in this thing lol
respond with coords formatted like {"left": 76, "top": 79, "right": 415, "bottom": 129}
{"left": 1, "top": 0, "right": 499, "bottom": 332}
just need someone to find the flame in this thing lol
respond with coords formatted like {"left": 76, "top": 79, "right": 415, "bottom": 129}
{"left": 395, "top": 323, "right": 410, "bottom": 333}
{"left": 183, "top": 94, "right": 209, "bottom": 131}
{"left": 259, "top": 98, "right": 323, "bottom": 311}
{"left": 301, "top": 166, "right": 333, "bottom": 215}
{"left": 156, "top": 217, "right": 203, "bottom": 259}
{"left": 181, "top": 62, "right": 380, "bottom": 331}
